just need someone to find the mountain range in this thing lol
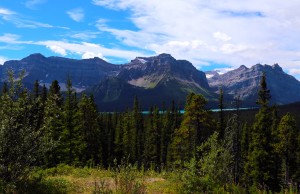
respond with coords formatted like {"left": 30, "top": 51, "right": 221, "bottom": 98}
{"left": 206, "top": 64, "right": 300, "bottom": 106}
{"left": 1, "top": 53, "right": 300, "bottom": 110}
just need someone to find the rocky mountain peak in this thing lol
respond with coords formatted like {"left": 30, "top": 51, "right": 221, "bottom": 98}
{"left": 23, "top": 53, "right": 46, "bottom": 61}
{"left": 207, "top": 62, "right": 300, "bottom": 106}
{"left": 238, "top": 65, "right": 248, "bottom": 70}
{"left": 155, "top": 53, "right": 176, "bottom": 64}
{"left": 272, "top": 63, "right": 283, "bottom": 72}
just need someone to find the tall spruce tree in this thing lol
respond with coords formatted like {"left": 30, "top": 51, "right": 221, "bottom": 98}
{"left": 132, "top": 96, "right": 144, "bottom": 163}
{"left": 144, "top": 107, "right": 161, "bottom": 167}
{"left": 169, "top": 93, "right": 211, "bottom": 164}
{"left": 61, "top": 77, "right": 84, "bottom": 165}
{"left": 78, "top": 94, "right": 101, "bottom": 165}
{"left": 218, "top": 87, "right": 225, "bottom": 140}
{"left": 246, "top": 72, "right": 280, "bottom": 191}
{"left": 276, "top": 113, "right": 300, "bottom": 185}
{"left": 43, "top": 80, "right": 64, "bottom": 166}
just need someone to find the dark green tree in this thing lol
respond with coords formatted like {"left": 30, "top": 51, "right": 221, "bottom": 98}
{"left": 276, "top": 113, "right": 300, "bottom": 186}
{"left": 62, "top": 78, "right": 84, "bottom": 165}
{"left": 132, "top": 96, "right": 144, "bottom": 163}
{"left": 78, "top": 94, "right": 101, "bottom": 165}
{"left": 42, "top": 80, "right": 64, "bottom": 166}
{"left": 169, "top": 93, "right": 211, "bottom": 164}
{"left": 218, "top": 87, "right": 225, "bottom": 140}
{"left": 246, "top": 72, "right": 279, "bottom": 191}
{"left": 1, "top": 82, "right": 8, "bottom": 94}
{"left": 144, "top": 107, "right": 161, "bottom": 166}
{"left": 0, "top": 71, "right": 50, "bottom": 188}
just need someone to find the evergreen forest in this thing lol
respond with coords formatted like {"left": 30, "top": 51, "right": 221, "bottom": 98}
{"left": 0, "top": 70, "right": 299, "bottom": 193}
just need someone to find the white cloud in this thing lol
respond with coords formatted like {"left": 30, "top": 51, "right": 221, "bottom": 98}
{"left": 36, "top": 40, "right": 147, "bottom": 61}
{"left": 82, "top": 51, "right": 106, "bottom": 60}
{"left": 67, "top": 8, "right": 84, "bottom": 22}
{"left": 213, "top": 32, "right": 231, "bottom": 42}
{"left": 93, "top": 0, "right": 300, "bottom": 75}
{"left": 0, "top": 7, "right": 67, "bottom": 29}
{"left": 92, "top": 0, "right": 120, "bottom": 9}
{"left": 70, "top": 31, "right": 99, "bottom": 40}
{"left": 289, "top": 68, "right": 300, "bottom": 76}
{"left": 0, "top": 8, "right": 15, "bottom": 15}
{"left": 0, "top": 33, "right": 34, "bottom": 45}
{"left": 0, "top": 33, "right": 21, "bottom": 44}
{"left": 0, "top": 56, "right": 7, "bottom": 65}
{"left": 47, "top": 45, "right": 67, "bottom": 56}
{"left": 25, "top": 0, "right": 47, "bottom": 9}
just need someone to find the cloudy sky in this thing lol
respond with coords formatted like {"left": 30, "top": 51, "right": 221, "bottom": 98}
{"left": 1, "top": 0, "right": 300, "bottom": 79}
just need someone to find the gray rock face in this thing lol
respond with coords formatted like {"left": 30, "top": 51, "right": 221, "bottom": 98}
{"left": 118, "top": 53, "right": 210, "bottom": 90}
{"left": 89, "top": 53, "right": 216, "bottom": 111}
{"left": 207, "top": 64, "right": 300, "bottom": 105}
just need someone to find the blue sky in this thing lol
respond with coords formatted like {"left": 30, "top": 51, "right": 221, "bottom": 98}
{"left": 1, "top": 0, "right": 300, "bottom": 79}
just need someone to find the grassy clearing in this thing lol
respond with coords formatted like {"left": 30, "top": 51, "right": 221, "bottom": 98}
{"left": 9, "top": 164, "right": 298, "bottom": 193}
{"left": 23, "top": 164, "right": 180, "bottom": 194}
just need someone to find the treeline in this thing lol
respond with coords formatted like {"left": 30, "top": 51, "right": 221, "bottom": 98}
{"left": 0, "top": 71, "right": 300, "bottom": 193}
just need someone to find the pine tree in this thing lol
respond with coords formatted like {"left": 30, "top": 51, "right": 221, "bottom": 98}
{"left": 169, "top": 93, "right": 211, "bottom": 164}
{"left": 246, "top": 72, "right": 280, "bottom": 191}
{"left": 42, "top": 80, "right": 64, "bottom": 166}
{"left": 218, "top": 87, "right": 225, "bottom": 140}
{"left": 61, "top": 77, "right": 84, "bottom": 165}
{"left": 276, "top": 113, "right": 299, "bottom": 185}
{"left": 114, "top": 112, "right": 124, "bottom": 162}
{"left": 144, "top": 107, "right": 161, "bottom": 166}
{"left": 0, "top": 71, "right": 50, "bottom": 186}
{"left": 1, "top": 82, "right": 8, "bottom": 94}
{"left": 41, "top": 84, "right": 47, "bottom": 103}
{"left": 256, "top": 72, "right": 271, "bottom": 108}
{"left": 31, "top": 80, "right": 45, "bottom": 133}
{"left": 132, "top": 96, "right": 144, "bottom": 163}
{"left": 121, "top": 110, "right": 132, "bottom": 161}
{"left": 161, "top": 104, "right": 179, "bottom": 165}
{"left": 78, "top": 94, "right": 101, "bottom": 165}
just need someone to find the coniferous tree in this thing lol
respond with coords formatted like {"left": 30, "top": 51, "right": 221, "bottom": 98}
{"left": 161, "top": 104, "right": 179, "bottom": 165}
{"left": 43, "top": 80, "right": 64, "bottom": 166}
{"left": 121, "top": 109, "right": 132, "bottom": 161}
{"left": 2, "top": 82, "right": 8, "bottom": 94}
{"left": 132, "top": 96, "right": 144, "bottom": 164}
{"left": 31, "top": 80, "right": 45, "bottom": 133}
{"left": 169, "top": 93, "right": 211, "bottom": 164}
{"left": 224, "top": 111, "right": 241, "bottom": 184}
{"left": 218, "top": 87, "right": 225, "bottom": 140}
{"left": 246, "top": 72, "right": 280, "bottom": 191}
{"left": 144, "top": 107, "right": 161, "bottom": 167}
{"left": 78, "top": 94, "right": 101, "bottom": 165}
{"left": 41, "top": 84, "right": 47, "bottom": 103}
{"left": 114, "top": 112, "right": 124, "bottom": 162}
{"left": 33, "top": 80, "right": 40, "bottom": 98}
{"left": 61, "top": 77, "right": 84, "bottom": 165}
{"left": 276, "top": 113, "right": 300, "bottom": 186}
{"left": 0, "top": 71, "right": 50, "bottom": 186}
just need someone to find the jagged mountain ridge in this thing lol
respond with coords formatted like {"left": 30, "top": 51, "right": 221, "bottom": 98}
{"left": 1, "top": 53, "right": 216, "bottom": 110}
{"left": 118, "top": 54, "right": 209, "bottom": 90}
{"left": 207, "top": 63, "right": 300, "bottom": 105}
{"left": 2, "top": 53, "right": 300, "bottom": 110}
{"left": 88, "top": 53, "right": 215, "bottom": 110}
{"left": 1, "top": 53, "right": 120, "bottom": 91}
